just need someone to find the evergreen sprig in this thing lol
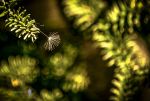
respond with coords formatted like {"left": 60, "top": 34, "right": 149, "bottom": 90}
{"left": 92, "top": 1, "right": 150, "bottom": 100}
{"left": 0, "top": 0, "right": 18, "bottom": 18}
{"left": 5, "top": 8, "right": 40, "bottom": 42}
{"left": 0, "top": 0, "right": 60, "bottom": 50}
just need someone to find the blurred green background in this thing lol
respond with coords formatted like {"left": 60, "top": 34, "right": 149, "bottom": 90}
{"left": 0, "top": 0, "right": 150, "bottom": 101}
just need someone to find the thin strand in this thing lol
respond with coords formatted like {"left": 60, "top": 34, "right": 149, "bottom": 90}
{"left": 39, "top": 30, "right": 49, "bottom": 38}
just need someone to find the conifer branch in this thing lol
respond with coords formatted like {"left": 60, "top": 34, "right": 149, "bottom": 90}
{"left": 5, "top": 8, "right": 40, "bottom": 42}
{"left": 63, "top": 0, "right": 150, "bottom": 100}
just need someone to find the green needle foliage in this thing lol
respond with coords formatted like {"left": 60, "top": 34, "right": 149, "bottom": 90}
{"left": 0, "top": 0, "right": 40, "bottom": 42}
{"left": 5, "top": 8, "right": 40, "bottom": 42}
{"left": 63, "top": 0, "right": 150, "bottom": 100}
{"left": 0, "top": 0, "right": 17, "bottom": 18}
{"left": 0, "top": 0, "right": 61, "bottom": 46}
{"left": 0, "top": 56, "right": 38, "bottom": 86}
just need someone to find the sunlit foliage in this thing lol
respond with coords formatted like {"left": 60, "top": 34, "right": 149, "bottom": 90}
{"left": 5, "top": 8, "right": 40, "bottom": 42}
{"left": 63, "top": 0, "right": 150, "bottom": 100}
{"left": 0, "top": 0, "right": 60, "bottom": 49}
